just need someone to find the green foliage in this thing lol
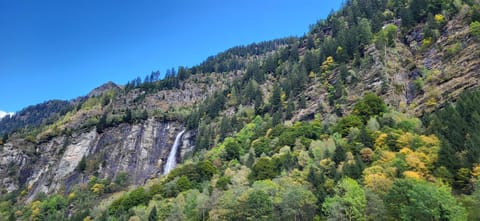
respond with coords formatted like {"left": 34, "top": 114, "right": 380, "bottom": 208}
{"left": 114, "top": 172, "right": 129, "bottom": 187}
{"left": 109, "top": 187, "right": 150, "bottom": 216}
{"left": 96, "top": 113, "right": 107, "bottom": 133}
{"left": 223, "top": 138, "right": 241, "bottom": 161}
{"left": 167, "top": 161, "right": 217, "bottom": 186}
{"left": 148, "top": 206, "right": 157, "bottom": 221}
{"left": 216, "top": 176, "right": 232, "bottom": 190}
{"left": 252, "top": 137, "right": 273, "bottom": 157}
{"left": 250, "top": 157, "right": 278, "bottom": 181}
{"left": 470, "top": 21, "right": 480, "bottom": 39}
{"left": 353, "top": 93, "right": 387, "bottom": 122}
{"left": 0, "top": 100, "right": 73, "bottom": 137}
{"left": 375, "top": 24, "right": 398, "bottom": 48}
{"left": 323, "top": 177, "right": 367, "bottom": 221}
{"left": 77, "top": 156, "right": 86, "bottom": 172}
{"left": 278, "top": 184, "right": 317, "bottom": 220}
{"left": 334, "top": 115, "right": 363, "bottom": 136}
{"left": 244, "top": 189, "right": 273, "bottom": 220}
{"left": 6, "top": 1, "right": 479, "bottom": 221}
{"left": 176, "top": 176, "right": 193, "bottom": 192}
{"left": 446, "top": 42, "right": 462, "bottom": 57}
{"left": 428, "top": 89, "right": 480, "bottom": 177}
{"left": 385, "top": 179, "right": 467, "bottom": 221}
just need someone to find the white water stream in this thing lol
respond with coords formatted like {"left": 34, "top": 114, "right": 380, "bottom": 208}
{"left": 163, "top": 130, "right": 185, "bottom": 174}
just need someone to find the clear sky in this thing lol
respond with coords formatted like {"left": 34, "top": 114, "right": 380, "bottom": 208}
{"left": 0, "top": 0, "right": 343, "bottom": 113}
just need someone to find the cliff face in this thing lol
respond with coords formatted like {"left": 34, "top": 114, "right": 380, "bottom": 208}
{"left": 0, "top": 119, "right": 193, "bottom": 201}
{"left": 292, "top": 9, "right": 480, "bottom": 121}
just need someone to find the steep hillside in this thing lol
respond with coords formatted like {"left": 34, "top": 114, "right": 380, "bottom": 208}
{"left": 1, "top": 0, "right": 480, "bottom": 220}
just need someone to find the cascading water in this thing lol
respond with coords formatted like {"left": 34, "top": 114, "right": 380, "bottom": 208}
{"left": 163, "top": 129, "right": 185, "bottom": 174}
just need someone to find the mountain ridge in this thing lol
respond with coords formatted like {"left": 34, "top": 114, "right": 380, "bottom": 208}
{"left": 1, "top": 0, "right": 480, "bottom": 220}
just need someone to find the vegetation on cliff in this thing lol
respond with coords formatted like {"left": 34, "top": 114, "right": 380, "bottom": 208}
{"left": 1, "top": 0, "right": 480, "bottom": 220}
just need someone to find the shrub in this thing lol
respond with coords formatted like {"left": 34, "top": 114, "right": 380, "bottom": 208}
{"left": 470, "top": 21, "right": 480, "bottom": 39}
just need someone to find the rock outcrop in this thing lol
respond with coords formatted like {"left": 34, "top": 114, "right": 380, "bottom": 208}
{"left": 0, "top": 119, "right": 193, "bottom": 201}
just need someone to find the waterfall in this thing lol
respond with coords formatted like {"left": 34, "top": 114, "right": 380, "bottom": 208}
{"left": 163, "top": 129, "right": 185, "bottom": 174}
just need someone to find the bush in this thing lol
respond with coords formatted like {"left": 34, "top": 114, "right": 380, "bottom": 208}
{"left": 250, "top": 157, "right": 278, "bottom": 181}
{"left": 334, "top": 115, "right": 363, "bottom": 136}
{"left": 470, "top": 21, "right": 480, "bottom": 39}
{"left": 216, "top": 176, "right": 232, "bottom": 190}
{"left": 223, "top": 138, "right": 241, "bottom": 161}
{"left": 353, "top": 93, "right": 387, "bottom": 122}
{"left": 167, "top": 161, "right": 217, "bottom": 185}
{"left": 446, "top": 42, "right": 462, "bottom": 57}
{"left": 121, "top": 187, "right": 150, "bottom": 211}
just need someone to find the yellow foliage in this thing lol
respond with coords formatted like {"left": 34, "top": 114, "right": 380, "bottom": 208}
{"left": 15, "top": 210, "right": 23, "bottom": 217}
{"left": 405, "top": 152, "right": 427, "bottom": 172}
{"left": 83, "top": 216, "right": 94, "bottom": 221}
{"left": 383, "top": 167, "right": 398, "bottom": 178}
{"left": 309, "top": 71, "right": 316, "bottom": 78}
{"left": 323, "top": 178, "right": 335, "bottom": 192}
{"left": 422, "top": 37, "right": 432, "bottom": 47}
{"left": 378, "top": 151, "right": 396, "bottom": 164}
{"left": 403, "top": 171, "right": 423, "bottom": 180}
{"left": 336, "top": 46, "right": 344, "bottom": 55}
{"left": 321, "top": 56, "right": 335, "bottom": 71}
{"left": 426, "top": 97, "right": 437, "bottom": 107}
{"left": 397, "top": 132, "right": 415, "bottom": 149}
{"left": 472, "top": 164, "right": 480, "bottom": 178}
{"left": 364, "top": 173, "right": 393, "bottom": 194}
{"left": 434, "top": 14, "right": 445, "bottom": 23}
{"left": 363, "top": 165, "right": 384, "bottom": 176}
{"left": 399, "top": 147, "right": 413, "bottom": 155}
{"left": 281, "top": 91, "right": 287, "bottom": 107}
{"left": 320, "top": 158, "right": 335, "bottom": 170}
{"left": 30, "top": 200, "right": 42, "bottom": 221}
{"left": 31, "top": 207, "right": 41, "bottom": 221}
{"left": 420, "top": 135, "right": 440, "bottom": 147}
{"left": 374, "top": 133, "right": 388, "bottom": 150}
{"left": 31, "top": 200, "right": 42, "bottom": 209}
{"left": 68, "top": 192, "right": 76, "bottom": 200}
{"left": 346, "top": 151, "right": 355, "bottom": 163}
{"left": 91, "top": 183, "right": 105, "bottom": 195}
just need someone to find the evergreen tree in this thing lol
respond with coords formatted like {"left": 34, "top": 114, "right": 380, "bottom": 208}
{"left": 286, "top": 101, "right": 295, "bottom": 119}
{"left": 332, "top": 146, "right": 346, "bottom": 165}
{"left": 270, "top": 84, "right": 282, "bottom": 113}
{"left": 224, "top": 139, "right": 241, "bottom": 161}
{"left": 219, "top": 117, "right": 231, "bottom": 141}
{"left": 149, "top": 206, "right": 158, "bottom": 221}
{"left": 77, "top": 156, "right": 87, "bottom": 172}
{"left": 124, "top": 109, "right": 133, "bottom": 124}
{"left": 96, "top": 113, "right": 108, "bottom": 133}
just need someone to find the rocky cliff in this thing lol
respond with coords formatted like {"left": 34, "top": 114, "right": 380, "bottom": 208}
{"left": 0, "top": 119, "right": 193, "bottom": 202}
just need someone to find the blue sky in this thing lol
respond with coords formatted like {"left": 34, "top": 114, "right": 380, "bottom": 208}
{"left": 0, "top": 0, "right": 343, "bottom": 113}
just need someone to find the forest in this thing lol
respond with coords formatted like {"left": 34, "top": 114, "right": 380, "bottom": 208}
{"left": 1, "top": 0, "right": 480, "bottom": 220}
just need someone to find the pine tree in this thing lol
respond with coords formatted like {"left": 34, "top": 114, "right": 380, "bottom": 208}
{"left": 77, "top": 156, "right": 87, "bottom": 172}
{"left": 96, "top": 113, "right": 108, "bottom": 133}
{"left": 124, "top": 109, "right": 133, "bottom": 124}
{"left": 149, "top": 206, "right": 158, "bottom": 221}
{"left": 333, "top": 146, "right": 346, "bottom": 165}
{"left": 270, "top": 84, "right": 282, "bottom": 113}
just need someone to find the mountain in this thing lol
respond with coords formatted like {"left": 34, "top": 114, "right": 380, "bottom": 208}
{"left": 1, "top": 0, "right": 480, "bottom": 220}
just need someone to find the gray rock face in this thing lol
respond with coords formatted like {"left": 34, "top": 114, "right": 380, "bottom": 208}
{"left": 0, "top": 119, "right": 193, "bottom": 201}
